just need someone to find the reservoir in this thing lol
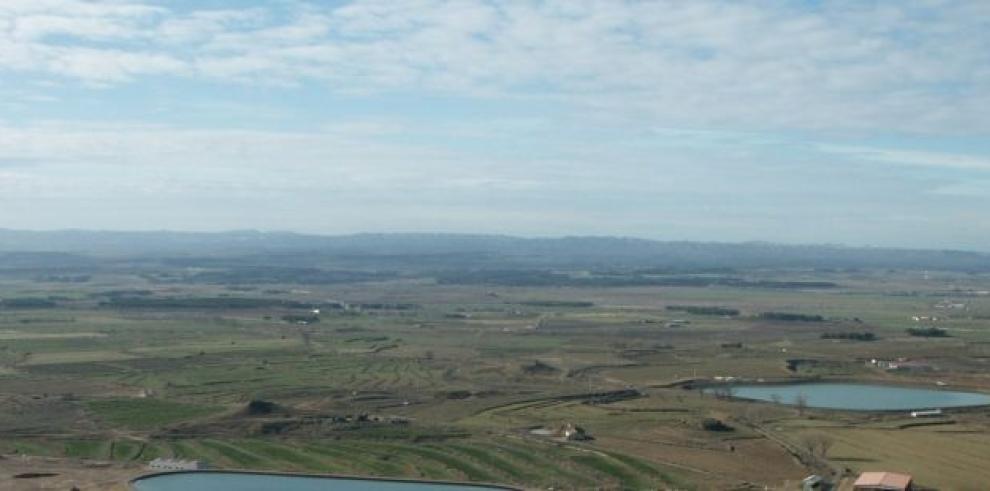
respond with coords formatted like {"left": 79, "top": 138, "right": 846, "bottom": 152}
{"left": 132, "top": 472, "right": 514, "bottom": 491}
{"left": 711, "top": 382, "right": 990, "bottom": 411}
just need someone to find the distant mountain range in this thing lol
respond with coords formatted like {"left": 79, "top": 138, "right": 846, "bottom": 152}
{"left": 0, "top": 229, "right": 987, "bottom": 272}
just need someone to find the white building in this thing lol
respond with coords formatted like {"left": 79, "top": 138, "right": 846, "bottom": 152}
{"left": 148, "top": 458, "right": 208, "bottom": 471}
{"left": 802, "top": 474, "right": 824, "bottom": 491}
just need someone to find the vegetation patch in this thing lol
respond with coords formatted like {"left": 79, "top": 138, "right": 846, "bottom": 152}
{"left": 907, "top": 327, "right": 950, "bottom": 337}
{"left": 63, "top": 439, "right": 109, "bottom": 459}
{"left": 570, "top": 454, "right": 643, "bottom": 488}
{"left": 517, "top": 300, "right": 594, "bottom": 308}
{"left": 701, "top": 418, "right": 734, "bottom": 432}
{"left": 759, "top": 311, "right": 825, "bottom": 322}
{"left": 667, "top": 305, "right": 740, "bottom": 316}
{"left": 100, "top": 296, "right": 312, "bottom": 310}
{"left": 821, "top": 331, "right": 877, "bottom": 341}
{"left": 521, "top": 360, "right": 561, "bottom": 376}
{"left": 85, "top": 398, "right": 222, "bottom": 430}
{"left": 0, "top": 297, "right": 57, "bottom": 309}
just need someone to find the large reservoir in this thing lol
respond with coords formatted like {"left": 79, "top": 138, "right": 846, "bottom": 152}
{"left": 132, "top": 472, "right": 514, "bottom": 491}
{"left": 711, "top": 382, "right": 990, "bottom": 411}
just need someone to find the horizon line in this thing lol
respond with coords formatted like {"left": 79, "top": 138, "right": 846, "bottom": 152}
{"left": 0, "top": 228, "right": 987, "bottom": 255}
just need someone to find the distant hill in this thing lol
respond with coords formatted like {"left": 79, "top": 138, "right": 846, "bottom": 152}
{"left": 0, "top": 229, "right": 987, "bottom": 272}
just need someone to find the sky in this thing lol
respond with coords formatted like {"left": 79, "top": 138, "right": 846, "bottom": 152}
{"left": 1, "top": 0, "right": 989, "bottom": 251}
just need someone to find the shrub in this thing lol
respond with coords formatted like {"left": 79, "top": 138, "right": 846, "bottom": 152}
{"left": 667, "top": 305, "right": 740, "bottom": 316}
{"left": 759, "top": 312, "right": 824, "bottom": 322}
{"left": 821, "top": 332, "right": 876, "bottom": 341}
{"left": 700, "top": 418, "right": 733, "bottom": 432}
{"left": 245, "top": 400, "right": 278, "bottom": 415}
{"left": 906, "top": 327, "right": 949, "bottom": 337}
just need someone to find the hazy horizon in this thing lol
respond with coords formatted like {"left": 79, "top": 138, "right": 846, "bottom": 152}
{"left": 2, "top": 227, "right": 990, "bottom": 254}
{"left": 2, "top": 1, "right": 989, "bottom": 250}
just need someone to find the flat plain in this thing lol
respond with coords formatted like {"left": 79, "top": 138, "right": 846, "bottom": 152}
{"left": 1, "top": 255, "right": 989, "bottom": 490}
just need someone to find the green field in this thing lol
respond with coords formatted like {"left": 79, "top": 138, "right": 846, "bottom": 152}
{"left": 85, "top": 398, "right": 223, "bottom": 430}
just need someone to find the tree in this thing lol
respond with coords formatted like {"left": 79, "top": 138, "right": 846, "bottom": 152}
{"left": 740, "top": 405, "right": 772, "bottom": 425}
{"left": 299, "top": 328, "right": 312, "bottom": 350}
{"left": 799, "top": 432, "right": 834, "bottom": 460}
{"left": 711, "top": 386, "right": 735, "bottom": 399}
{"left": 794, "top": 393, "right": 809, "bottom": 416}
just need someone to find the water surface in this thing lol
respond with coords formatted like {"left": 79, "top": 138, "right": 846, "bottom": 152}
{"left": 132, "top": 472, "right": 511, "bottom": 491}
{"left": 712, "top": 382, "right": 990, "bottom": 410}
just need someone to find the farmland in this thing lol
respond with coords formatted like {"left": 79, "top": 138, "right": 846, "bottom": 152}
{"left": 1, "top": 237, "right": 989, "bottom": 490}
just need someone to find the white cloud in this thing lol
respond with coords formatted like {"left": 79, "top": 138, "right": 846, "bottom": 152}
{"left": 0, "top": 0, "right": 163, "bottom": 18}
{"left": 44, "top": 46, "right": 187, "bottom": 83}
{"left": 820, "top": 144, "right": 990, "bottom": 171}
{"left": 0, "top": 1, "right": 986, "bottom": 133}
{"left": 0, "top": 121, "right": 564, "bottom": 198}
{"left": 930, "top": 180, "right": 990, "bottom": 197}
{"left": 156, "top": 9, "right": 266, "bottom": 45}
{"left": 13, "top": 15, "right": 135, "bottom": 41}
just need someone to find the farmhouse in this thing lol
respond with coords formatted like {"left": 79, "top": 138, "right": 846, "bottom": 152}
{"left": 148, "top": 458, "right": 208, "bottom": 471}
{"left": 853, "top": 471, "right": 913, "bottom": 491}
{"left": 887, "top": 360, "right": 933, "bottom": 372}
{"left": 866, "top": 358, "right": 933, "bottom": 372}
{"left": 556, "top": 423, "right": 592, "bottom": 441}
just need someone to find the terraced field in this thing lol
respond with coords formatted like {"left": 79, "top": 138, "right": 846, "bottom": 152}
{"left": 0, "top": 436, "right": 685, "bottom": 489}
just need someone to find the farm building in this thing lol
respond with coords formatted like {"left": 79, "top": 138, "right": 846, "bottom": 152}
{"left": 148, "top": 458, "right": 209, "bottom": 471}
{"left": 887, "top": 360, "right": 934, "bottom": 372}
{"left": 867, "top": 358, "right": 934, "bottom": 372}
{"left": 801, "top": 474, "right": 824, "bottom": 491}
{"left": 558, "top": 423, "right": 592, "bottom": 441}
{"left": 910, "top": 408, "right": 942, "bottom": 418}
{"left": 853, "top": 471, "right": 912, "bottom": 491}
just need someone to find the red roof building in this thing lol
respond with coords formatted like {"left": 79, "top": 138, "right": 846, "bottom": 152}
{"left": 853, "top": 472, "right": 913, "bottom": 491}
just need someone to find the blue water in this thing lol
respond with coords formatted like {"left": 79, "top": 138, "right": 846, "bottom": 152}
{"left": 132, "top": 472, "right": 510, "bottom": 491}
{"left": 712, "top": 383, "right": 990, "bottom": 410}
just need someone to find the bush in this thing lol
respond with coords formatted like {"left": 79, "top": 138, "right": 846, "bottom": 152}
{"left": 522, "top": 360, "right": 560, "bottom": 375}
{"left": 759, "top": 312, "right": 824, "bottom": 322}
{"left": 245, "top": 399, "right": 278, "bottom": 415}
{"left": 700, "top": 418, "right": 733, "bottom": 432}
{"left": 821, "top": 332, "right": 876, "bottom": 341}
{"left": 0, "top": 298, "right": 57, "bottom": 309}
{"left": 906, "top": 327, "right": 949, "bottom": 337}
{"left": 667, "top": 305, "right": 739, "bottom": 316}
{"left": 519, "top": 300, "right": 594, "bottom": 308}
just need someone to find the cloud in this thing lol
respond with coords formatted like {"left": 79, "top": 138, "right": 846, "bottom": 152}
{"left": 44, "top": 46, "right": 187, "bottom": 83}
{"left": 0, "top": 121, "right": 562, "bottom": 198}
{"left": 0, "top": 0, "right": 163, "bottom": 18}
{"left": 0, "top": 1, "right": 987, "bottom": 133}
{"left": 12, "top": 15, "right": 141, "bottom": 41}
{"left": 156, "top": 9, "right": 266, "bottom": 45}
{"left": 930, "top": 180, "right": 990, "bottom": 197}
{"left": 819, "top": 144, "right": 990, "bottom": 171}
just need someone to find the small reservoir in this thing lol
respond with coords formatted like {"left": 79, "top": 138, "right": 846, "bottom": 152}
{"left": 132, "top": 472, "right": 514, "bottom": 491}
{"left": 710, "top": 382, "right": 990, "bottom": 411}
